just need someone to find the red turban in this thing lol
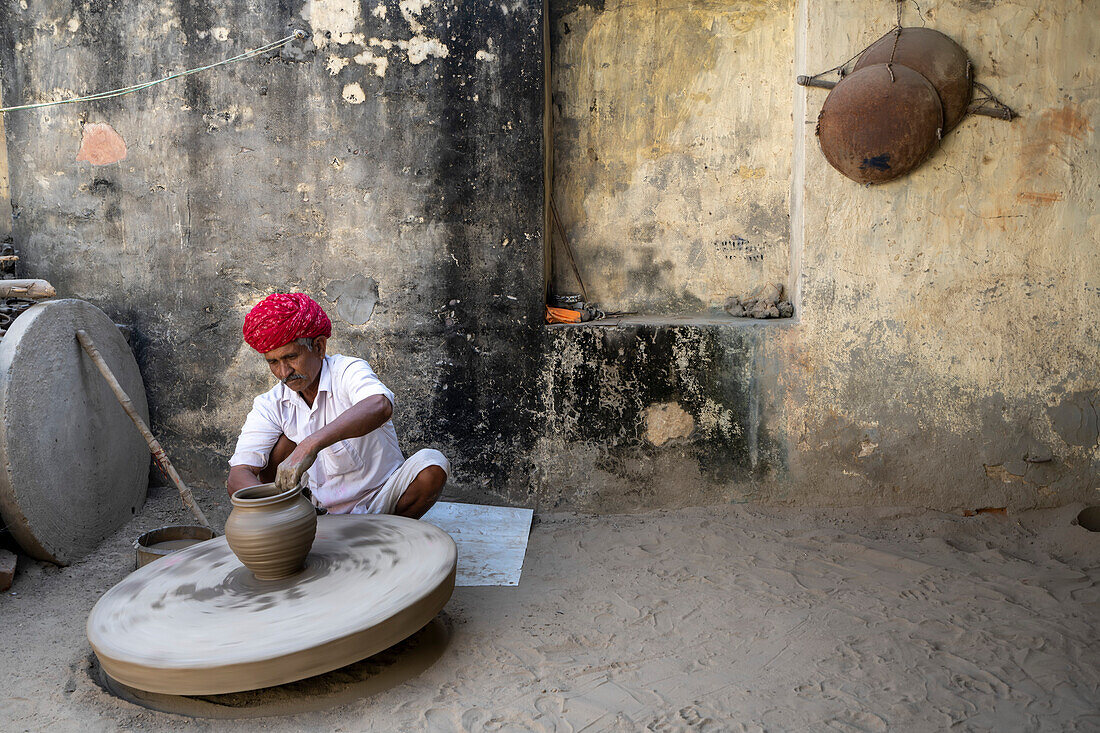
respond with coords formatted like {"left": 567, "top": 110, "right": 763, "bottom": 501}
{"left": 243, "top": 293, "right": 332, "bottom": 353}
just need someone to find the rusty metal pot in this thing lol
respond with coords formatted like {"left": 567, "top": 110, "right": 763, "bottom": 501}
{"left": 854, "top": 27, "right": 972, "bottom": 131}
{"left": 816, "top": 63, "right": 944, "bottom": 184}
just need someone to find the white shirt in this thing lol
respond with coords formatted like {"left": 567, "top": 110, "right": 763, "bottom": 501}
{"left": 229, "top": 354, "right": 404, "bottom": 513}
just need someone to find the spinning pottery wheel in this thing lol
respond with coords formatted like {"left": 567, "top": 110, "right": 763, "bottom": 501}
{"left": 88, "top": 514, "right": 457, "bottom": 695}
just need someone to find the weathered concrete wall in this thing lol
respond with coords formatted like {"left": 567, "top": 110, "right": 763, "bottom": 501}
{"left": 541, "top": 0, "right": 1100, "bottom": 511}
{"left": 782, "top": 0, "right": 1100, "bottom": 508}
{"left": 0, "top": 0, "right": 546, "bottom": 505}
{"left": 535, "top": 321, "right": 789, "bottom": 510}
{"left": 1, "top": 0, "right": 1097, "bottom": 514}
{"left": 550, "top": 0, "right": 794, "bottom": 313}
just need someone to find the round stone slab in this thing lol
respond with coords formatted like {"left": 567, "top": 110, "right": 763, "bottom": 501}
{"left": 88, "top": 514, "right": 458, "bottom": 695}
{"left": 0, "top": 299, "right": 148, "bottom": 564}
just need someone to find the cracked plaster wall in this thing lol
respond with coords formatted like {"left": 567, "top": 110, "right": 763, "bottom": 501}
{"left": 778, "top": 0, "right": 1100, "bottom": 509}
{"left": 550, "top": 0, "right": 794, "bottom": 313}
{"left": 0, "top": 0, "right": 1097, "bottom": 514}
{"left": 541, "top": 0, "right": 1099, "bottom": 512}
{"left": 0, "top": 0, "right": 546, "bottom": 507}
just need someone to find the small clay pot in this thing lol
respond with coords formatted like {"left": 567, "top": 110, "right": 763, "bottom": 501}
{"left": 225, "top": 483, "right": 317, "bottom": 580}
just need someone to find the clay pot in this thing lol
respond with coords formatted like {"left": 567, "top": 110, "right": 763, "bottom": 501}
{"left": 225, "top": 483, "right": 317, "bottom": 580}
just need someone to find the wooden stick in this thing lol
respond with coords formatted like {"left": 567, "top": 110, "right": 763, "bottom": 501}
{"left": 0, "top": 279, "right": 54, "bottom": 298}
{"left": 75, "top": 329, "right": 211, "bottom": 530}
{"left": 796, "top": 75, "right": 839, "bottom": 90}
{"left": 0, "top": 255, "right": 19, "bottom": 262}
{"left": 795, "top": 76, "right": 1016, "bottom": 119}
{"left": 548, "top": 195, "right": 590, "bottom": 303}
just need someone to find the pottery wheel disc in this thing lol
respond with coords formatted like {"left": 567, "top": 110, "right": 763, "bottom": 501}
{"left": 87, "top": 514, "right": 458, "bottom": 695}
{"left": 854, "top": 27, "right": 972, "bottom": 131}
{"left": 0, "top": 299, "right": 148, "bottom": 565}
{"left": 816, "top": 63, "right": 944, "bottom": 184}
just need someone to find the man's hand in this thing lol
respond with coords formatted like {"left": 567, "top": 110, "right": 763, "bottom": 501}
{"left": 275, "top": 441, "right": 319, "bottom": 493}
{"left": 270, "top": 395, "right": 392, "bottom": 496}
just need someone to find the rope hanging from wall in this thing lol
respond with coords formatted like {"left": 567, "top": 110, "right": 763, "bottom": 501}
{"left": 0, "top": 30, "right": 307, "bottom": 114}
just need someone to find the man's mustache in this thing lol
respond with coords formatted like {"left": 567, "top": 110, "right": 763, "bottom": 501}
{"left": 282, "top": 373, "right": 308, "bottom": 385}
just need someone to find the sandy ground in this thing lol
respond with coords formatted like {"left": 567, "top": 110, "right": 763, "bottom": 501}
{"left": 1, "top": 488, "right": 1098, "bottom": 732}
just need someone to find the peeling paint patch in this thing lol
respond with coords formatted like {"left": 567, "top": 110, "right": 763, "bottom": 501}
{"left": 76, "top": 123, "right": 127, "bottom": 166}
{"left": 372, "top": 3, "right": 387, "bottom": 19}
{"left": 399, "top": 36, "right": 449, "bottom": 64}
{"left": 475, "top": 49, "right": 498, "bottom": 62}
{"left": 399, "top": 0, "right": 431, "bottom": 34}
{"left": 211, "top": 27, "right": 230, "bottom": 42}
{"left": 327, "top": 275, "right": 380, "bottom": 324}
{"left": 370, "top": 37, "right": 394, "bottom": 50}
{"left": 354, "top": 49, "right": 388, "bottom": 77}
{"left": 306, "top": 0, "right": 362, "bottom": 47}
{"left": 1041, "top": 104, "right": 1093, "bottom": 141}
{"left": 326, "top": 55, "right": 350, "bottom": 75}
{"left": 341, "top": 82, "right": 366, "bottom": 104}
{"left": 1017, "top": 191, "right": 1063, "bottom": 204}
{"left": 857, "top": 439, "right": 878, "bottom": 458}
{"left": 985, "top": 464, "right": 1026, "bottom": 483}
{"left": 1049, "top": 391, "right": 1099, "bottom": 447}
{"left": 66, "top": 15, "right": 80, "bottom": 33}
{"left": 643, "top": 402, "right": 695, "bottom": 446}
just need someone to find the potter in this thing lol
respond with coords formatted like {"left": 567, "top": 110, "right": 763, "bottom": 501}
{"left": 227, "top": 293, "right": 450, "bottom": 518}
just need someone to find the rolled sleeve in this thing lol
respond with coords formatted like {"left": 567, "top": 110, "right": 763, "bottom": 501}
{"left": 336, "top": 358, "right": 396, "bottom": 410}
{"left": 229, "top": 394, "right": 284, "bottom": 469}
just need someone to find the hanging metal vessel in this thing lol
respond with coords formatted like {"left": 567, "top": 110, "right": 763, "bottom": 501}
{"left": 816, "top": 63, "right": 943, "bottom": 184}
{"left": 854, "top": 27, "right": 972, "bottom": 131}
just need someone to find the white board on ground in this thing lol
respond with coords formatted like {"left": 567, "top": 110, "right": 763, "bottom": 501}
{"left": 420, "top": 502, "right": 533, "bottom": 586}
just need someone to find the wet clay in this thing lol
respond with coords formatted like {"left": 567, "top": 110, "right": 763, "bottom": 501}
{"left": 87, "top": 514, "right": 457, "bottom": 695}
{"left": 225, "top": 483, "right": 317, "bottom": 580}
{"left": 134, "top": 525, "right": 216, "bottom": 569}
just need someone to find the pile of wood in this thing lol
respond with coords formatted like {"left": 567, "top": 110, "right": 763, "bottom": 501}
{"left": 0, "top": 242, "right": 55, "bottom": 339}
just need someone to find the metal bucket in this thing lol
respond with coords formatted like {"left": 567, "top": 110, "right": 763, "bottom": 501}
{"left": 134, "top": 525, "right": 216, "bottom": 569}
{"left": 854, "top": 27, "right": 972, "bottom": 131}
{"left": 817, "top": 63, "right": 944, "bottom": 184}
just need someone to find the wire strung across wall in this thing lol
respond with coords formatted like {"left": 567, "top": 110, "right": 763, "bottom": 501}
{"left": 0, "top": 30, "right": 307, "bottom": 114}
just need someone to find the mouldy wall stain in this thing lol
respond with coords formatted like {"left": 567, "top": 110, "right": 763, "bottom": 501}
{"left": 0, "top": 0, "right": 1097, "bottom": 513}
{"left": 543, "top": 0, "right": 1099, "bottom": 511}
{"left": 550, "top": 0, "right": 794, "bottom": 313}
{"left": 778, "top": 0, "right": 1100, "bottom": 509}
{"left": 534, "top": 323, "right": 787, "bottom": 511}
{"left": 0, "top": 0, "right": 545, "bottom": 504}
